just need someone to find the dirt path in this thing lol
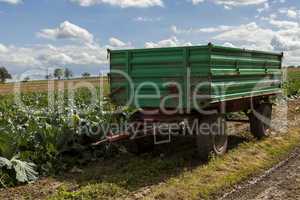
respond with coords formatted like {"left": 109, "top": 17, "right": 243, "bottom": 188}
{"left": 220, "top": 148, "right": 300, "bottom": 200}
{"left": 219, "top": 99, "right": 300, "bottom": 200}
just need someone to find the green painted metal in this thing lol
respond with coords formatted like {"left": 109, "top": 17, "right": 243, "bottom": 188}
{"left": 109, "top": 44, "right": 283, "bottom": 109}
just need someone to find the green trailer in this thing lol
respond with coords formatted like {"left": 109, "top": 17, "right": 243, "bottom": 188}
{"left": 108, "top": 43, "right": 283, "bottom": 159}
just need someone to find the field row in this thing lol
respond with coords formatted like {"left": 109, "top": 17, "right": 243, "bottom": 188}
{"left": 0, "top": 77, "right": 108, "bottom": 94}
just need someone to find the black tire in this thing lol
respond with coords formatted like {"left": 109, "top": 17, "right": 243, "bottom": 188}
{"left": 124, "top": 136, "right": 154, "bottom": 155}
{"left": 124, "top": 111, "right": 155, "bottom": 155}
{"left": 249, "top": 103, "right": 272, "bottom": 139}
{"left": 195, "top": 115, "right": 228, "bottom": 161}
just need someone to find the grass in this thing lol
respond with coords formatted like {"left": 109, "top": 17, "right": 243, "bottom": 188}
{"left": 147, "top": 130, "right": 300, "bottom": 200}
{"left": 50, "top": 183, "right": 129, "bottom": 200}
{"left": 47, "top": 140, "right": 194, "bottom": 199}
{"left": 47, "top": 129, "right": 300, "bottom": 200}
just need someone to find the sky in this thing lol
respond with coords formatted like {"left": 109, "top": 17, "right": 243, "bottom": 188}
{"left": 0, "top": 0, "right": 300, "bottom": 79}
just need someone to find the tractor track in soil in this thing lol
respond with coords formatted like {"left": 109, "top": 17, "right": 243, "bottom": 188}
{"left": 219, "top": 147, "right": 300, "bottom": 200}
{"left": 218, "top": 98, "right": 300, "bottom": 200}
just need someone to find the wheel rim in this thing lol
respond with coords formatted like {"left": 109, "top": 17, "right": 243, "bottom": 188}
{"left": 263, "top": 123, "right": 271, "bottom": 136}
{"left": 213, "top": 134, "right": 228, "bottom": 153}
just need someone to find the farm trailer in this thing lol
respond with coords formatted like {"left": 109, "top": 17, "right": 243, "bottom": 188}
{"left": 107, "top": 43, "right": 283, "bottom": 159}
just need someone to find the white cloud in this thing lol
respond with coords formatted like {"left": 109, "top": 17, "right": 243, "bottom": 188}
{"left": 0, "top": 23, "right": 134, "bottom": 75}
{"left": 109, "top": 37, "right": 127, "bottom": 47}
{"left": 212, "top": 0, "right": 267, "bottom": 6}
{"left": 0, "top": 43, "right": 8, "bottom": 53}
{"left": 0, "top": 43, "right": 108, "bottom": 74}
{"left": 70, "top": 0, "right": 164, "bottom": 8}
{"left": 145, "top": 36, "right": 192, "bottom": 48}
{"left": 277, "top": 27, "right": 300, "bottom": 40}
{"left": 133, "top": 16, "right": 161, "bottom": 22}
{"left": 206, "top": 20, "right": 300, "bottom": 65}
{"left": 37, "top": 21, "right": 94, "bottom": 43}
{"left": 271, "top": 35, "right": 300, "bottom": 51}
{"left": 287, "top": 9, "right": 297, "bottom": 18}
{"left": 224, "top": 5, "right": 232, "bottom": 10}
{"left": 269, "top": 19, "right": 298, "bottom": 29}
{"left": 0, "top": 46, "right": 40, "bottom": 67}
{"left": 223, "top": 42, "right": 235, "bottom": 48}
{"left": 214, "top": 22, "right": 274, "bottom": 50}
{"left": 279, "top": 8, "right": 299, "bottom": 19}
{"left": 271, "top": 24, "right": 300, "bottom": 52}
{"left": 269, "top": 14, "right": 277, "bottom": 19}
{"left": 257, "top": 2, "right": 269, "bottom": 13}
{"left": 283, "top": 49, "right": 300, "bottom": 66}
{"left": 261, "top": 14, "right": 299, "bottom": 29}
{"left": 190, "top": 0, "right": 204, "bottom": 5}
{"left": 0, "top": 0, "right": 22, "bottom": 5}
{"left": 108, "top": 37, "right": 132, "bottom": 48}
{"left": 172, "top": 25, "right": 234, "bottom": 34}
{"left": 191, "top": 0, "right": 267, "bottom": 8}
{"left": 37, "top": 44, "right": 107, "bottom": 66}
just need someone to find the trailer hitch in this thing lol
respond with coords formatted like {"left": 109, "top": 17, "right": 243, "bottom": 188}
{"left": 91, "top": 132, "right": 130, "bottom": 146}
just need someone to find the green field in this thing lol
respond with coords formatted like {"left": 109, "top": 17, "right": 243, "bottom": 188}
{"left": 0, "top": 86, "right": 117, "bottom": 188}
{"left": 286, "top": 68, "right": 300, "bottom": 96}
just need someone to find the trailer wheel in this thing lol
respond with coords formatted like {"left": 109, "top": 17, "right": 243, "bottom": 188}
{"left": 196, "top": 116, "right": 228, "bottom": 161}
{"left": 249, "top": 103, "right": 272, "bottom": 139}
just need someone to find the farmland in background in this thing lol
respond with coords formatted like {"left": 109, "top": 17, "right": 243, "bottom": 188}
{"left": 287, "top": 68, "right": 300, "bottom": 80}
{"left": 0, "top": 77, "right": 108, "bottom": 95}
{"left": 286, "top": 68, "right": 300, "bottom": 96}
{"left": 0, "top": 69, "right": 299, "bottom": 95}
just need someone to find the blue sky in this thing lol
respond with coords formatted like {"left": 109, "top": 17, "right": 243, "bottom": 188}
{"left": 0, "top": 0, "right": 299, "bottom": 79}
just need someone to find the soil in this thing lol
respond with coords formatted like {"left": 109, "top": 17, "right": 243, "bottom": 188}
{"left": 0, "top": 178, "right": 62, "bottom": 200}
{"left": 219, "top": 98, "right": 300, "bottom": 200}
{"left": 0, "top": 78, "right": 103, "bottom": 94}
{"left": 220, "top": 148, "right": 300, "bottom": 200}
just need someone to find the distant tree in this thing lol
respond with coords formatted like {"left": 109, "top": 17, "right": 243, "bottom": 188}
{"left": 0, "top": 66, "right": 12, "bottom": 83}
{"left": 54, "top": 68, "right": 64, "bottom": 80}
{"left": 22, "top": 77, "right": 30, "bottom": 82}
{"left": 45, "top": 74, "right": 53, "bottom": 80}
{"left": 64, "top": 68, "right": 73, "bottom": 79}
{"left": 82, "top": 72, "right": 91, "bottom": 78}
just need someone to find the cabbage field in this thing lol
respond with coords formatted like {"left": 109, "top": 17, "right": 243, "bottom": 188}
{"left": 0, "top": 68, "right": 299, "bottom": 189}
{"left": 0, "top": 86, "right": 131, "bottom": 188}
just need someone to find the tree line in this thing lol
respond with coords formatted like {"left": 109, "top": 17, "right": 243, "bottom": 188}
{"left": 0, "top": 66, "right": 92, "bottom": 83}
{"left": 287, "top": 65, "right": 300, "bottom": 68}
{"left": 47, "top": 68, "right": 91, "bottom": 80}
